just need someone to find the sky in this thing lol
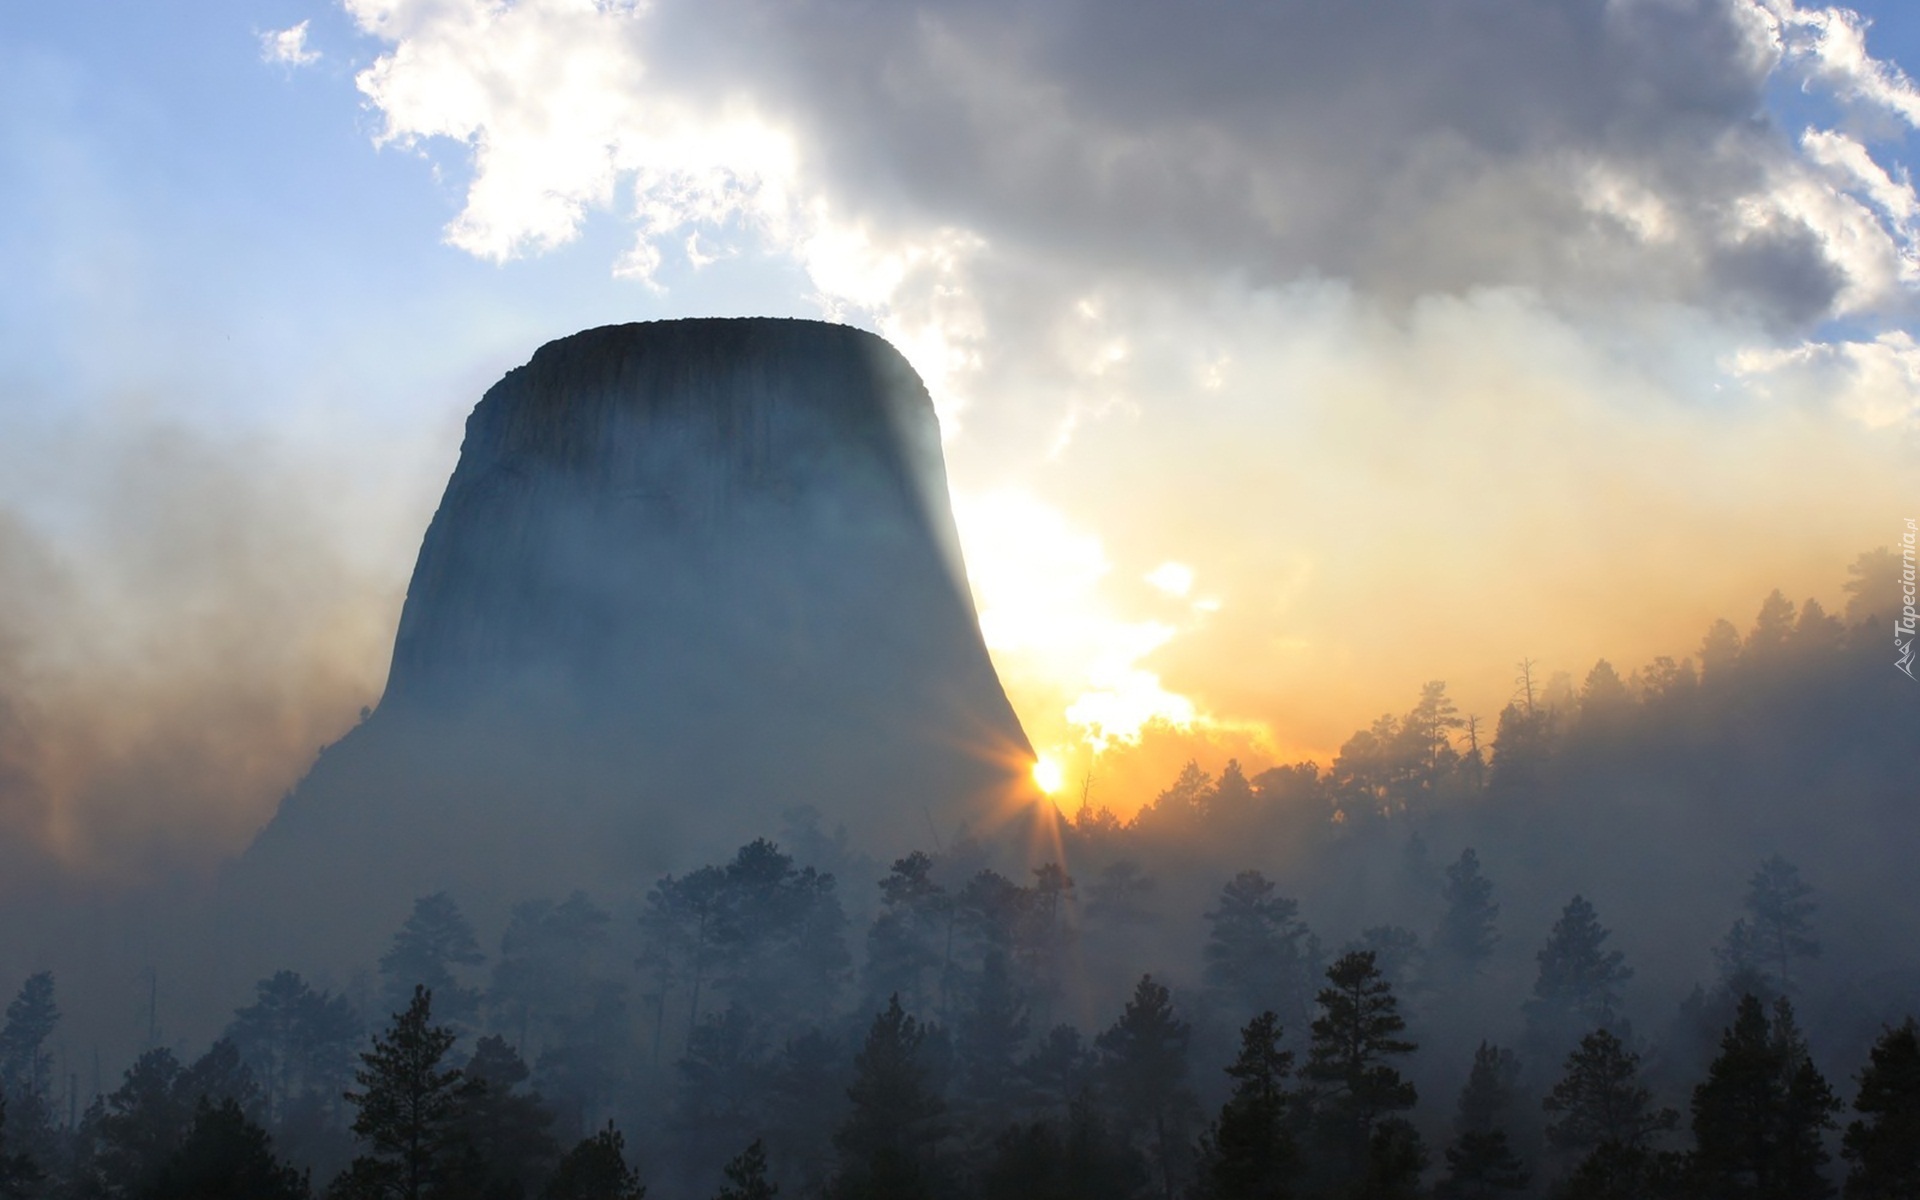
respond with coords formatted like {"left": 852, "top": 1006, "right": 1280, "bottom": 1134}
{"left": 0, "top": 0, "right": 1916, "bottom": 877}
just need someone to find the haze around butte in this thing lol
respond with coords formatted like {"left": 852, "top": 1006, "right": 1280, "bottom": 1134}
{"left": 1, "top": 0, "right": 1916, "bottom": 876}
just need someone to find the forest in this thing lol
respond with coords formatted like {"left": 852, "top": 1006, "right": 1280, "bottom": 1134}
{"left": 0, "top": 548, "right": 1914, "bottom": 1199}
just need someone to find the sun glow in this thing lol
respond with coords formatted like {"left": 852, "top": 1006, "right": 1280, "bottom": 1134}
{"left": 1031, "top": 756, "right": 1066, "bottom": 794}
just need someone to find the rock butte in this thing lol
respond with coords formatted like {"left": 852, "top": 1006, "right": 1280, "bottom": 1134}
{"left": 225, "top": 318, "right": 1050, "bottom": 970}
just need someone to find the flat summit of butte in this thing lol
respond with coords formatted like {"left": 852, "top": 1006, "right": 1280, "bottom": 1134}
{"left": 233, "top": 318, "right": 1047, "bottom": 958}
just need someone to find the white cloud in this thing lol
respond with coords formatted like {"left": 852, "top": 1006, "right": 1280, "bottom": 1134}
{"left": 339, "top": 0, "right": 1920, "bottom": 357}
{"left": 333, "top": 0, "right": 1920, "bottom": 762}
{"left": 259, "top": 21, "right": 320, "bottom": 68}
{"left": 1730, "top": 329, "right": 1920, "bottom": 428}
{"left": 1765, "top": 1, "right": 1920, "bottom": 127}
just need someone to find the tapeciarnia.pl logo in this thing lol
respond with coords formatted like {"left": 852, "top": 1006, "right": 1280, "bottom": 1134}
{"left": 1899, "top": 518, "right": 1916, "bottom": 680}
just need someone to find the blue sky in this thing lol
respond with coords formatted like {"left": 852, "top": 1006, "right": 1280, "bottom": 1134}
{"left": 2, "top": 0, "right": 1917, "bottom": 871}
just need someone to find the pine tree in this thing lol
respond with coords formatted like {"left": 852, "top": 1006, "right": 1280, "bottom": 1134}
{"left": 1097, "top": 975, "right": 1199, "bottom": 1200}
{"left": 1211, "top": 759, "right": 1258, "bottom": 816}
{"left": 0, "top": 1099, "right": 40, "bottom": 1200}
{"left": 1543, "top": 1029, "right": 1676, "bottom": 1156}
{"left": 1556, "top": 1140, "right": 1685, "bottom": 1200}
{"left": 672, "top": 1005, "right": 768, "bottom": 1184}
{"left": 862, "top": 852, "right": 950, "bottom": 1016}
{"left": 1436, "top": 1043, "right": 1528, "bottom": 1199}
{"left": 640, "top": 864, "right": 730, "bottom": 1053}
{"left": 1204, "top": 872, "right": 1312, "bottom": 1028}
{"left": 1302, "top": 951, "right": 1423, "bottom": 1196}
{"left": 227, "top": 970, "right": 361, "bottom": 1126}
{"left": 712, "top": 839, "right": 851, "bottom": 1028}
{"left": 148, "top": 1098, "right": 311, "bottom": 1200}
{"left": 1743, "top": 857, "right": 1820, "bottom": 995}
{"left": 543, "top": 1123, "right": 646, "bottom": 1200}
{"left": 1193, "top": 1011, "right": 1296, "bottom": 1200}
{"left": 90, "top": 1047, "right": 201, "bottom": 1196}
{"left": 1023, "top": 1024, "right": 1096, "bottom": 1119}
{"left": 1714, "top": 919, "right": 1771, "bottom": 1000}
{"left": 77, "top": 1039, "right": 262, "bottom": 1197}
{"left": 339, "top": 986, "right": 463, "bottom": 1200}
{"left": 1022, "top": 863, "right": 1076, "bottom": 1029}
{"left": 976, "top": 1098, "right": 1147, "bottom": 1200}
{"left": 0, "top": 973, "right": 58, "bottom": 1104}
{"left": 1347, "top": 926, "right": 1425, "bottom": 1000}
{"left": 1525, "top": 896, "right": 1631, "bottom": 1060}
{"left": 443, "top": 1034, "right": 560, "bottom": 1198}
{"left": 714, "top": 1138, "right": 778, "bottom": 1200}
{"left": 953, "top": 951, "right": 1030, "bottom": 1123}
{"left": 1843, "top": 1017, "right": 1920, "bottom": 1199}
{"left": 832, "top": 996, "right": 945, "bottom": 1200}
{"left": 1434, "top": 850, "right": 1499, "bottom": 976}
{"left": 379, "top": 895, "right": 486, "bottom": 1027}
{"left": 1689, "top": 995, "right": 1838, "bottom": 1200}
{"left": 488, "top": 893, "right": 612, "bottom": 1061}
{"left": 1402, "top": 681, "right": 1465, "bottom": 790}
{"left": 760, "top": 1028, "right": 846, "bottom": 1195}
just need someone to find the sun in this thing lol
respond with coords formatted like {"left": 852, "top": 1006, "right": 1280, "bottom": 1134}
{"left": 1031, "top": 755, "right": 1066, "bottom": 795}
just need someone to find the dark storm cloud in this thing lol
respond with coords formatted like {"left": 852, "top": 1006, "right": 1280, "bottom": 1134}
{"left": 625, "top": 0, "right": 1871, "bottom": 324}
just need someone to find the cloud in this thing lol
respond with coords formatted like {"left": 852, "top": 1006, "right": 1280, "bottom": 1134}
{"left": 325, "top": 0, "right": 1919, "bottom": 798}
{"left": 343, "top": 0, "right": 1920, "bottom": 328}
{"left": 260, "top": 21, "right": 321, "bottom": 68}
{"left": 1767, "top": 0, "right": 1920, "bottom": 128}
{"left": 1730, "top": 327, "right": 1920, "bottom": 427}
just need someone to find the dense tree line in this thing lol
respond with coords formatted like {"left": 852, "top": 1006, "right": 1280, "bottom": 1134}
{"left": 0, "top": 558, "right": 1913, "bottom": 1198}
{"left": 3, "top": 937, "right": 1917, "bottom": 1197}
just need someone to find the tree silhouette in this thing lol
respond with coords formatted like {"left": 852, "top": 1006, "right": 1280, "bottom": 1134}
{"left": 1689, "top": 995, "right": 1838, "bottom": 1200}
{"left": 672, "top": 1005, "right": 767, "bottom": 1187}
{"left": 1525, "top": 896, "right": 1631, "bottom": 1059}
{"left": 1192, "top": 1010, "right": 1297, "bottom": 1200}
{"left": 488, "top": 893, "right": 613, "bottom": 1060}
{"left": 1023, "top": 1024, "right": 1096, "bottom": 1120}
{"left": 1303, "top": 950, "right": 1422, "bottom": 1196}
{"left": 1204, "top": 871, "right": 1312, "bottom": 1028}
{"left": 338, "top": 986, "right": 463, "bottom": 1200}
{"left": 640, "top": 864, "right": 729, "bottom": 1050}
{"left": 1487, "top": 700, "right": 1553, "bottom": 795}
{"left": 77, "top": 1040, "right": 260, "bottom": 1197}
{"left": 1842, "top": 1017, "right": 1920, "bottom": 1200}
{"left": 713, "top": 839, "right": 850, "bottom": 1028}
{"left": 379, "top": 895, "right": 485, "bottom": 1028}
{"left": 977, "top": 1097, "right": 1147, "bottom": 1200}
{"left": 1097, "top": 975, "right": 1198, "bottom": 1200}
{"left": 0, "top": 973, "right": 58, "bottom": 1105}
{"left": 1436, "top": 1042, "right": 1528, "bottom": 1199}
{"left": 753, "top": 1029, "right": 845, "bottom": 1197}
{"left": 0, "top": 1099, "right": 39, "bottom": 1200}
{"left": 442, "top": 1034, "right": 559, "bottom": 1198}
{"left": 1742, "top": 857, "right": 1820, "bottom": 995}
{"left": 952, "top": 951, "right": 1030, "bottom": 1125}
{"left": 1434, "top": 850, "right": 1499, "bottom": 976}
{"left": 862, "top": 852, "right": 949, "bottom": 1016}
{"left": 832, "top": 996, "right": 944, "bottom": 1200}
{"left": 1543, "top": 1029, "right": 1676, "bottom": 1157}
{"left": 713, "top": 1138, "right": 777, "bottom": 1200}
{"left": 227, "top": 970, "right": 361, "bottom": 1126}
{"left": 542, "top": 1122, "right": 645, "bottom": 1200}
{"left": 148, "top": 1098, "right": 310, "bottom": 1200}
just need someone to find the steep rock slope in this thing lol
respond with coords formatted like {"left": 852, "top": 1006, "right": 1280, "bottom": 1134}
{"left": 227, "top": 319, "right": 1046, "bottom": 969}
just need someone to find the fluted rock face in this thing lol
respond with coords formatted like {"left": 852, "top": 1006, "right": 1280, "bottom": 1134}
{"left": 230, "top": 319, "right": 1042, "bottom": 968}
{"left": 385, "top": 319, "right": 983, "bottom": 718}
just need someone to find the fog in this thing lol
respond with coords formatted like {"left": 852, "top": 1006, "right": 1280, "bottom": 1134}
{"left": 1, "top": 536, "right": 1913, "bottom": 1197}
